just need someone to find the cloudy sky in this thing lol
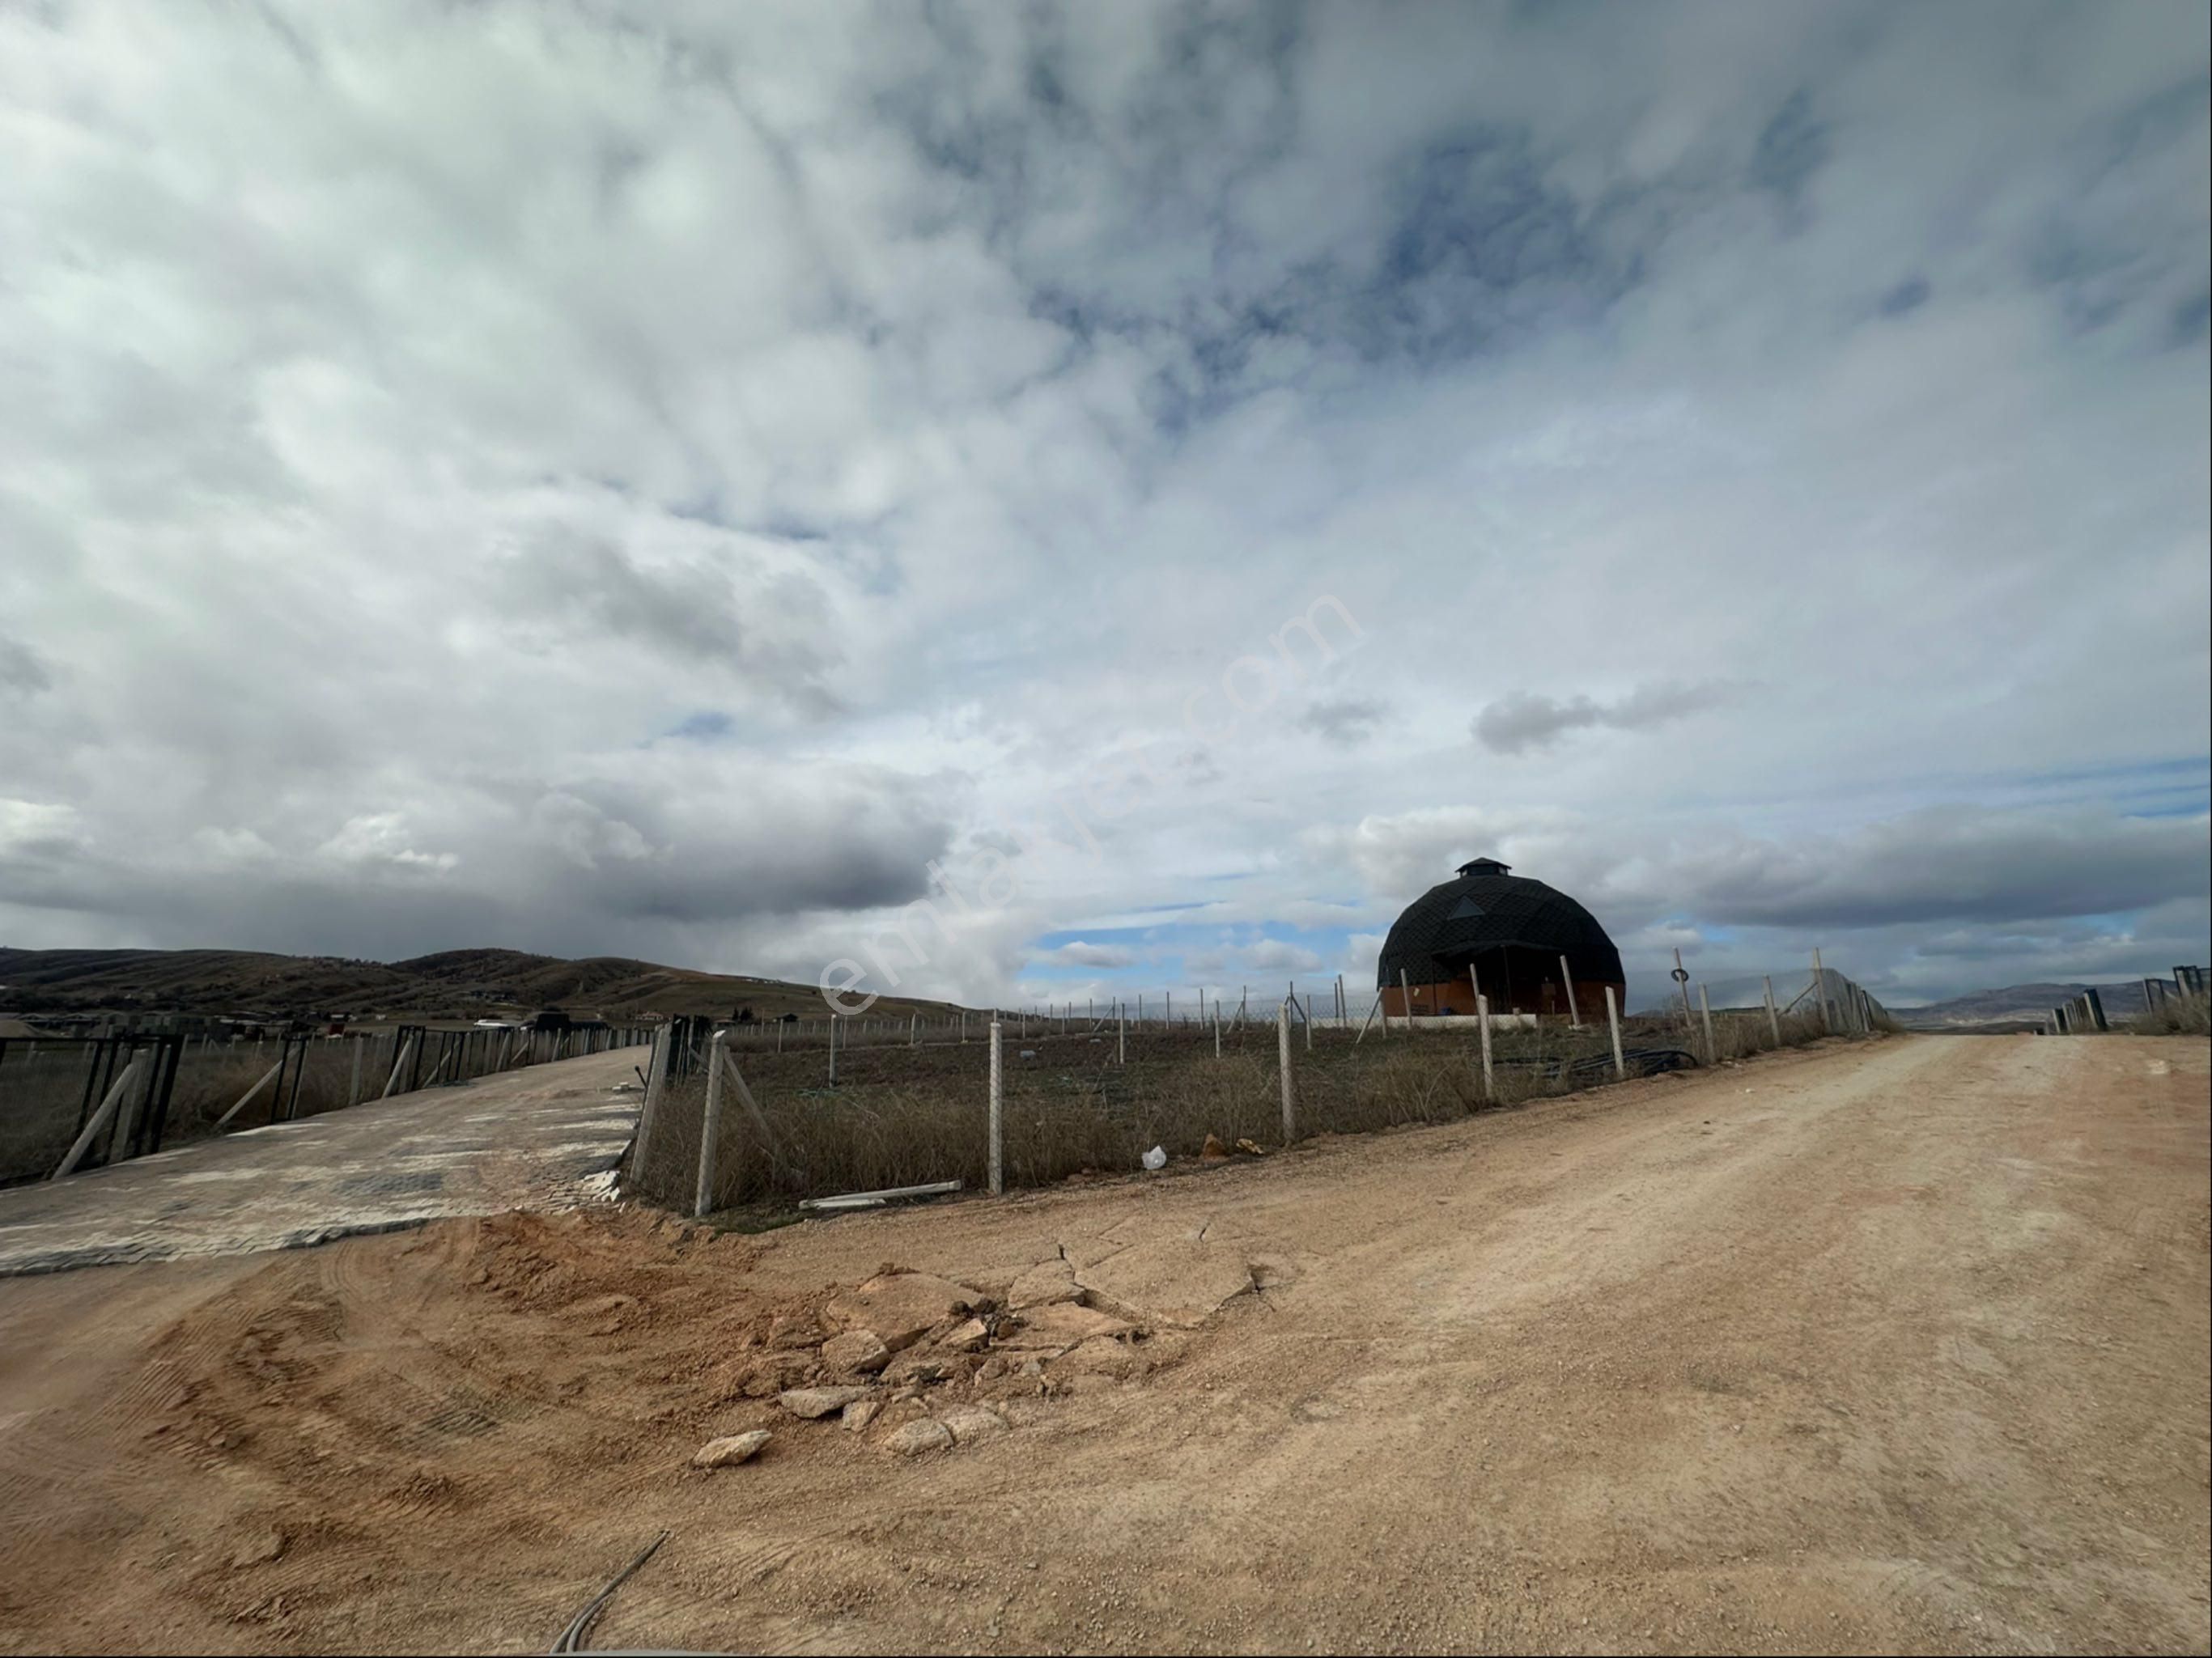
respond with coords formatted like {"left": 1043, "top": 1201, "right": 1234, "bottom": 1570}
{"left": 2, "top": 1, "right": 2206, "bottom": 1011}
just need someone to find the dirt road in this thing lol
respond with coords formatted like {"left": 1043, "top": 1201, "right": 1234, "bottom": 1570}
{"left": 0, "top": 1034, "right": 2203, "bottom": 1654}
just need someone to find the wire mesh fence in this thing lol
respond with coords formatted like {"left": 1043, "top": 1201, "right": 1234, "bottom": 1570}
{"left": 626, "top": 996, "right": 1849, "bottom": 1215}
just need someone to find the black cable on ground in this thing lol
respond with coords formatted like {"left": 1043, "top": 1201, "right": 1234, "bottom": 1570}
{"left": 550, "top": 1529, "right": 670, "bottom": 1654}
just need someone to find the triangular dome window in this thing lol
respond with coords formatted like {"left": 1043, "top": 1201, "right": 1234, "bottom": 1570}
{"left": 1448, "top": 897, "right": 1486, "bottom": 920}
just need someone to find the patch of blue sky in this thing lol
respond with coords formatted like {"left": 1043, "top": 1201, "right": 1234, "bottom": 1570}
{"left": 664, "top": 710, "right": 733, "bottom": 741}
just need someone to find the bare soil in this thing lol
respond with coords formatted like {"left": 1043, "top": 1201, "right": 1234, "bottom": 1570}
{"left": 0, "top": 1034, "right": 2204, "bottom": 1655}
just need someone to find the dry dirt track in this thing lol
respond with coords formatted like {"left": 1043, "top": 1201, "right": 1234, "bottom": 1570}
{"left": 0, "top": 1033, "right": 2204, "bottom": 1655}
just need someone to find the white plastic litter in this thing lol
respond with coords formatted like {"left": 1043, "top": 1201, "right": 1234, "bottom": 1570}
{"left": 1140, "top": 1145, "right": 1167, "bottom": 1172}
{"left": 1021, "top": 1050, "right": 1037, "bottom": 1060}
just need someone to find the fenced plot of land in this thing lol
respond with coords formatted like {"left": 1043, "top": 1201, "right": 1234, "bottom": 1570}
{"left": 630, "top": 1004, "right": 1838, "bottom": 1213}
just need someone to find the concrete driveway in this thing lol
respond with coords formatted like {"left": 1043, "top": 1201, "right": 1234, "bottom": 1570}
{"left": 0, "top": 1048, "right": 642, "bottom": 1276}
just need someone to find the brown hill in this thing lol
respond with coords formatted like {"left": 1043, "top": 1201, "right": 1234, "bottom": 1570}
{"left": 0, "top": 945, "right": 964, "bottom": 1024}
{"left": 1891, "top": 980, "right": 2157, "bottom": 1029}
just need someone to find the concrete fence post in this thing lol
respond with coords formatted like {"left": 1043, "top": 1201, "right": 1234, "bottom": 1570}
{"left": 988, "top": 1019, "right": 1004, "bottom": 1197}
{"left": 214, "top": 1058, "right": 284, "bottom": 1130}
{"left": 381, "top": 1034, "right": 418, "bottom": 1100}
{"left": 1698, "top": 984, "right": 1717, "bottom": 1065}
{"left": 694, "top": 1033, "right": 726, "bottom": 1219}
{"left": 634, "top": 1026, "right": 672, "bottom": 1180}
{"left": 1763, "top": 976, "right": 1781, "bottom": 1045}
{"left": 2084, "top": 987, "right": 2108, "bottom": 1032}
{"left": 1278, "top": 999, "right": 1297, "bottom": 1143}
{"left": 1559, "top": 954, "right": 1582, "bottom": 1028}
{"left": 1119, "top": 1011, "right": 1127, "bottom": 1066}
{"left": 827, "top": 1015, "right": 839, "bottom": 1087}
{"left": 1605, "top": 986, "right": 1626, "bottom": 1079}
{"left": 1475, "top": 993, "right": 1494, "bottom": 1100}
{"left": 50, "top": 1054, "right": 146, "bottom": 1180}
{"left": 1399, "top": 968, "right": 1412, "bottom": 1033}
{"left": 348, "top": 1039, "right": 365, "bottom": 1109}
{"left": 1811, "top": 950, "right": 1830, "bottom": 1033}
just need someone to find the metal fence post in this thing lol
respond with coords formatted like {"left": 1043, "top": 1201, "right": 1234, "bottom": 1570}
{"left": 987, "top": 1019, "right": 1004, "bottom": 1197}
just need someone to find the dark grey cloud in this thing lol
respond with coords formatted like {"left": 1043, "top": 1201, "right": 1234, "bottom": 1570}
{"left": 509, "top": 530, "right": 846, "bottom": 717}
{"left": 1296, "top": 696, "right": 1387, "bottom": 748}
{"left": 1877, "top": 276, "right": 1930, "bottom": 317}
{"left": 1663, "top": 807, "right": 2210, "bottom": 931}
{"left": 1472, "top": 681, "right": 1748, "bottom": 754}
{"left": 1751, "top": 89, "right": 1830, "bottom": 213}
{"left": 0, "top": 763, "right": 953, "bottom": 961}
{"left": 0, "top": 635, "right": 51, "bottom": 696}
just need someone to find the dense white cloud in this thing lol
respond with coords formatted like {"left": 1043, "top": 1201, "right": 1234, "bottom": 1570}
{"left": 1, "top": 1, "right": 2205, "bottom": 1008}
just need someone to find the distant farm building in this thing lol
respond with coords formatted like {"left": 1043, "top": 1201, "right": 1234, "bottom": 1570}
{"left": 1377, "top": 858, "right": 1626, "bottom": 1019}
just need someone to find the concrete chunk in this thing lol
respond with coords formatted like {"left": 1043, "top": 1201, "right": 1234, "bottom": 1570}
{"left": 694, "top": 1430, "right": 771, "bottom": 1468}
{"left": 777, "top": 1385, "right": 870, "bottom": 1419}
{"left": 883, "top": 1418, "right": 953, "bottom": 1457}
{"left": 825, "top": 1273, "right": 980, "bottom": 1351}
{"left": 821, "top": 1330, "right": 890, "bottom": 1375}
{"left": 1075, "top": 1238, "right": 1252, "bottom": 1328}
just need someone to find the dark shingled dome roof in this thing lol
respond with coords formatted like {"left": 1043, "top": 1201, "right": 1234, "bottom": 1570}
{"left": 1376, "top": 859, "right": 1624, "bottom": 989}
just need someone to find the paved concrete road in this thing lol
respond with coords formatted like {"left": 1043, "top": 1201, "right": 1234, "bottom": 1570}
{"left": 0, "top": 1049, "right": 643, "bottom": 1276}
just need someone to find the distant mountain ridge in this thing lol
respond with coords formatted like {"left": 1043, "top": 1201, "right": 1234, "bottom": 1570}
{"left": 1891, "top": 980, "right": 2159, "bottom": 1028}
{"left": 0, "top": 945, "right": 962, "bottom": 1024}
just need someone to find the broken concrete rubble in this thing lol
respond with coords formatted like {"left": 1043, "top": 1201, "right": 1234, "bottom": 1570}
{"left": 776, "top": 1385, "right": 871, "bottom": 1419}
{"left": 883, "top": 1418, "right": 953, "bottom": 1456}
{"left": 824, "top": 1272, "right": 980, "bottom": 1351}
{"left": 939, "top": 1406, "right": 1008, "bottom": 1444}
{"left": 735, "top": 1351, "right": 813, "bottom": 1398}
{"left": 819, "top": 1329, "right": 890, "bottom": 1375}
{"left": 996, "top": 1301, "right": 1136, "bottom": 1352}
{"left": 1075, "top": 1237, "right": 1253, "bottom": 1328}
{"left": 693, "top": 1430, "right": 772, "bottom": 1468}
{"left": 940, "top": 1317, "right": 990, "bottom": 1352}
{"left": 1005, "top": 1257, "right": 1082, "bottom": 1309}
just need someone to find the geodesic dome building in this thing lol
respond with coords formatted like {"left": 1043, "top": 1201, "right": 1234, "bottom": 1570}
{"left": 1376, "top": 858, "right": 1626, "bottom": 1020}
